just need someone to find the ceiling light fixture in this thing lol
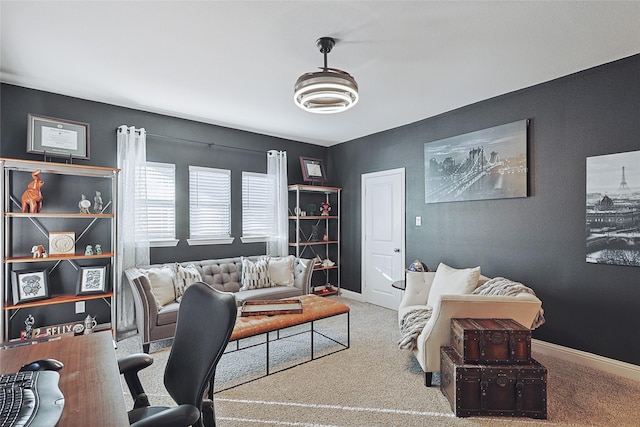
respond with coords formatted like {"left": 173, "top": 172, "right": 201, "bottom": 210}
{"left": 294, "top": 37, "right": 359, "bottom": 114}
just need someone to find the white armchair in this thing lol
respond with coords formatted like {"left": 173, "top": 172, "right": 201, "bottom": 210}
{"left": 398, "top": 270, "right": 543, "bottom": 386}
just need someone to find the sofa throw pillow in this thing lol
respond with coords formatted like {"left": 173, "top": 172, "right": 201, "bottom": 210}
{"left": 427, "top": 262, "right": 480, "bottom": 307}
{"left": 174, "top": 263, "right": 203, "bottom": 302}
{"left": 240, "top": 257, "right": 271, "bottom": 290}
{"left": 266, "top": 255, "right": 295, "bottom": 286}
{"left": 143, "top": 266, "right": 177, "bottom": 309}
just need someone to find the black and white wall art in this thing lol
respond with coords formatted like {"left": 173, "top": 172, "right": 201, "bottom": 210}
{"left": 586, "top": 150, "right": 640, "bottom": 267}
{"left": 424, "top": 120, "right": 528, "bottom": 204}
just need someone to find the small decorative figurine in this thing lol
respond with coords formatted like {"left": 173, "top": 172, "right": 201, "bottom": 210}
{"left": 310, "top": 224, "right": 321, "bottom": 242}
{"left": 320, "top": 201, "right": 331, "bottom": 216}
{"left": 31, "top": 244, "right": 47, "bottom": 258}
{"left": 24, "top": 315, "right": 35, "bottom": 340}
{"left": 85, "top": 245, "right": 93, "bottom": 256}
{"left": 95, "top": 244, "right": 102, "bottom": 255}
{"left": 94, "top": 191, "right": 103, "bottom": 213}
{"left": 322, "top": 258, "right": 335, "bottom": 268}
{"left": 84, "top": 315, "right": 97, "bottom": 334}
{"left": 79, "top": 194, "right": 91, "bottom": 213}
{"left": 21, "top": 169, "right": 44, "bottom": 213}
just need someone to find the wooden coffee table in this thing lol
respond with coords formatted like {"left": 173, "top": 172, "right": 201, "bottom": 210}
{"left": 218, "top": 294, "right": 350, "bottom": 391}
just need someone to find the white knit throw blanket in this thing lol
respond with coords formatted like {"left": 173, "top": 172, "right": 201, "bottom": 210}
{"left": 398, "top": 307, "right": 432, "bottom": 350}
{"left": 472, "top": 277, "right": 546, "bottom": 329}
{"left": 398, "top": 277, "right": 545, "bottom": 350}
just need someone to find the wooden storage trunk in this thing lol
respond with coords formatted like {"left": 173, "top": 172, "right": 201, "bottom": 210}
{"left": 440, "top": 346, "right": 547, "bottom": 419}
{"left": 451, "top": 318, "right": 532, "bottom": 364}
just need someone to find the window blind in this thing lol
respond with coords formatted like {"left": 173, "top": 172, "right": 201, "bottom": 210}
{"left": 135, "top": 162, "right": 176, "bottom": 241}
{"left": 189, "top": 166, "right": 231, "bottom": 239}
{"left": 242, "top": 172, "right": 276, "bottom": 238}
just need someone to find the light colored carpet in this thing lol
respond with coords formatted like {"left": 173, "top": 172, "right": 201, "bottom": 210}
{"left": 116, "top": 297, "right": 640, "bottom": 426}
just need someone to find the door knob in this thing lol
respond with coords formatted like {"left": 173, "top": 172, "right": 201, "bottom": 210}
{"left": 393, "top": 248, "right": 400, "bottom": 252}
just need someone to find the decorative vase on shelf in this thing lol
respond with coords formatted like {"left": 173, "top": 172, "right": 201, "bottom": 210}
{"left": 310, "top": 225, "right": 321, "bottom": 242}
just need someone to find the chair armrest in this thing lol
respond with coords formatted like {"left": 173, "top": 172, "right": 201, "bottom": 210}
{"left": 125, "top": 268, "right": 160, "bottom": 345}
{"left": 130, "top": 404, "right": 200, "bottom": 427}
{"left": 415, "top": 293, "right": 542, "bottom": 373}
{"left": 118, "top": 353, "right": 153, "bottom": 375}
{"left": 294, "top": 258, "right": 313, "bottom": 294}
{"left": 118, "top": 353, "right": 154, "bottom": 408}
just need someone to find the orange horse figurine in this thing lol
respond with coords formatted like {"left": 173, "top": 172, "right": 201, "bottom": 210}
{"left": 21, "top": 169, "right": 44, "bottom": 213}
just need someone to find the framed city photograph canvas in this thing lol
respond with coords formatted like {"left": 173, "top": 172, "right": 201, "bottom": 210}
{"left": 76, "top": 265, "right": 109, "bottom": 295}
{"left": 424, "top": 120, "right": 528, "bottom": 204}
{"left": 12, "top": 268, "right": 50, "bottom": 304}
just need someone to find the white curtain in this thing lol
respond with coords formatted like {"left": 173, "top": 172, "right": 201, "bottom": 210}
{"left": 116, "top": 125, "right": 149, "bottom": 340}
{"left": 266, "top": 150, "right": 288, "bottom": 257}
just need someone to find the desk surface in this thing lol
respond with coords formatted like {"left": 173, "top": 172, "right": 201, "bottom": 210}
{"left": 0, "top": 331, "right": 128, "bottom": 426}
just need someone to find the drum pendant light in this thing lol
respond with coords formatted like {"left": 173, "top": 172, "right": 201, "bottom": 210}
{"left": 294, "top": 37, "right": 359, "bottom": 114}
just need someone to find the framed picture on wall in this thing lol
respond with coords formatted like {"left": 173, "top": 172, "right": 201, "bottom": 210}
{"left": 424, "top": 119, "right": 529, "bottom": 204}
{"left": 12, "top": 268, "right": 50, "bottom": 304}
{"left": 27, "top": 114, "right": 90, "bottom": 160}
{"left": 76, "top": 265, "right": 108, "bottom": 295}
{"left": 300, "top": 157, "right": 327, "bottom": 183}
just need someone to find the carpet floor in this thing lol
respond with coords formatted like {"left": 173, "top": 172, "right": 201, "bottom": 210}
{"left": 116, "top": 296, "right": 640, "bottom": 426}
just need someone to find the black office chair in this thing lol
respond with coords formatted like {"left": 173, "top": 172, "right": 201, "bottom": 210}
{"left": 118, "top": 282, "right": 237, "bottom": 427}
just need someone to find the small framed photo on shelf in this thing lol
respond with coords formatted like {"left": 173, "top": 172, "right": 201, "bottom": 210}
{"left": 76, "top": 265, "right": 108, "bottom": 295}
{"left": 49, "top": 232, "right": 76, "bottom": 255}
{"left": 12, "top": 268, "right": 50, "bottom": 304}
{"left": 300, "top": 157, "right": 327, "bottom": 183}
{"left": 27, "top": 114, "right": 90, "bottom": 160}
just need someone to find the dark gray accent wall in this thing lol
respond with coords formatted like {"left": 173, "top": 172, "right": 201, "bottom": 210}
{"left": 329, "top": 54, "right": 640, "bottom": 365}
{"left": 1, "top": 83, "right": 327, "bottom": 265}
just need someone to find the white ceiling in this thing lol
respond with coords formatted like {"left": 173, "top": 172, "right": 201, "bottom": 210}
{"left": 1, "top": 1, "right": 639, "bottom": 147}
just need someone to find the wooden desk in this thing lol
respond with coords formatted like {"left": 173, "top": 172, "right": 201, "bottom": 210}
{"left": 0, "top": 331, "right": 128, "bottom": 426}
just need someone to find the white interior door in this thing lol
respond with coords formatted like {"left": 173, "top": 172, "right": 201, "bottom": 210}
{"left": 362, "top": 168, "right": 405, "bottom": 310}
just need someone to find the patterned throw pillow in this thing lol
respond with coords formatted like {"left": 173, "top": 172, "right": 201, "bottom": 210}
{"left": 240, "top": 257, "right": 271, "bottom": 290}
{"left": 174, "top": 263, "right": 203, "bottom": 302}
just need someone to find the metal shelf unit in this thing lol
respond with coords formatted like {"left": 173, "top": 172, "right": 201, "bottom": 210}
{"left": 288, "top": 184, "right": 341, "bottom": 296}
{"left": 1, "top": 158, "right": 119, "bottom": 342}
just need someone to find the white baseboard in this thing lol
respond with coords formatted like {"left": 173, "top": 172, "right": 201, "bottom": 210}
{"left": 338, "top": 291, "right": 639, "bottom": 382}
{"left": 532, "top": 339, "right": 640, "bottom": 382}
{"left": 338, "top": 288, "right": 365, "bottom": 302}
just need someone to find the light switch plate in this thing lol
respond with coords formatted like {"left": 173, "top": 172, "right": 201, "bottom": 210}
{"left": 75, "top": 301, "right": 85, "bottom": 314}
{"left": 416, "top": 216, "right": 422, "bottom": 226}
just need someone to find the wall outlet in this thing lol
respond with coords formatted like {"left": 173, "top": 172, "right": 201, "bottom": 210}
{"left": 75, "top": 301, "right": 85, "bottom": 314}
{"left": 415, "top": 216, "right": 422, "bottom": 226}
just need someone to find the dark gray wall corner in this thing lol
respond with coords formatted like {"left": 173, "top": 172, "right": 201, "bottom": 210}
{"left": 330, "top": 54, "right": 640, "bottom": 366}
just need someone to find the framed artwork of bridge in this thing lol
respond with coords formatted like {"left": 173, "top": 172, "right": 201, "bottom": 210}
{"left": 424, "top": 119, "right": 528, "bottom": 204}
{"left": 586, "top": 149, "right": 640, "bottom": 267}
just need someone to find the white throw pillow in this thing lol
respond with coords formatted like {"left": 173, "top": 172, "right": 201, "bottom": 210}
{"left": 143, "top": 266, "right": 177, "bottom": 309}
{"left": 266, "top": 255, "right": 295, "bottom": 286}
{"left": 240, "top": 257, "right": 271, "bottom": 290}
{"left": 174, "top": 263, "right": 202, "bottom": 302}
{"left": 427, "top": 263, "right": 481, "bottom": 307}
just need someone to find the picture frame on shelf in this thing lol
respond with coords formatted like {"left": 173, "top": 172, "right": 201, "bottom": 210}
{"left": 76, "top": 265, "right": 108, "bottom": 295}
{"left": 12, "top": 268, "right": 50, "bottom": 304}
{"left": 27, "top": 113, "right": 90, "bottom": 160}
{"left": 49, "top": 231, "right": 76, "bottom": 255}
{"left": 300, "top": 157, "right": 327, "bottom": 183}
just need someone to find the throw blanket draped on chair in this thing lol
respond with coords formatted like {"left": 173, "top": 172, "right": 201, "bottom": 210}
{"left": 472, "top": 277, "right": 546, "bottom": 329}
{"left": 398, "top": 307, "right": 433, "bottom": 350}
{"left": 397, "top": 277, "right": 545, "bottom": 350}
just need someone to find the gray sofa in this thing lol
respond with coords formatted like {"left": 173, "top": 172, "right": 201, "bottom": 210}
{"left": 125, "top": 256, "right": 313, "bottom": 352}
